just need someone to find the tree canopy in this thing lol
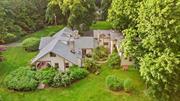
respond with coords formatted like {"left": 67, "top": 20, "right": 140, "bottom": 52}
{"left": 109, "top": 0, "right": 180, "bottom": 100}
{"left": 47, "top": 0, "right": 96, "bottom": 31}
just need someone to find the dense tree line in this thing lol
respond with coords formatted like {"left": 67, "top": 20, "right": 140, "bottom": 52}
{"left": 108, "top": 0, "right": 180, "bottom": 101}
{"left": 0, "top": 0, "right": 48, "bottom": 44}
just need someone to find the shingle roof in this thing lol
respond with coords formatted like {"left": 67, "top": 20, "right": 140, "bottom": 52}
{"left": 93, "top": 30, "right": 123, "bottom": 40}
{"left": 39, "top": 37, "right": 53, "bottom": 50}
{"left": 32, "top": 39, "right": 81, "bottom": 65}
{"left": 75, "top": 37, "right": 98, "bottom": 49}
{"left": 53, "top": 27, "right": 74, "bottom": 39}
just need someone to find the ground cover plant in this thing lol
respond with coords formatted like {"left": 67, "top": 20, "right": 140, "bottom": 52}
{"left": 22, "top": 37, "right": 40, "bottom": 52}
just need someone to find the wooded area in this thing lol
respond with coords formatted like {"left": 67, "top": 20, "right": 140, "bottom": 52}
{"left": 0, "top": 0, "right": 179, "bottom": 101}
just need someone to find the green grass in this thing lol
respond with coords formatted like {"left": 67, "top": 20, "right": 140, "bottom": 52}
{"left": 0, "top": 47, "right": 37, "bottom": 86}
{"left": 0, "top": 47, "right": 152, "bottom": 101}
{"left": 21, "top": 25, "right": 64, "bottom": 40}
{"left": 91, "top": 21, "right": 113, "bottom": 30}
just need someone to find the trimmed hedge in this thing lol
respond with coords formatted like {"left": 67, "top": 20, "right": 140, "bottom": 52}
{"left": 52, "top": 66, "right": 89, "bottom": 87}
{"left": 4, "top": 67, "right": 38, "bottom": 91}
{"left": 35, "top": 68, "right": 57, "bottom": 85}
{"left": 22, "top": 37, "right": 40, "bottom": 52}
{"left": 69, "top": 66, "right": 89, "bottom": 81}
{"left": 92, "top": 46, "right": 109, "bottom": 60}
{"left": 107, "top": 52, "right": 121, "bottom": 68}
{"left": 123, "top": 79, "right": 133, "bottom": 92}
{"left": 106, "top": 75, "right": 123, "bottom": 91}
{"left": 84, "top": 58, "right": 100, "bottom": 73}
{"left": 106, "top": 75, "right": 134, "bottom": 92}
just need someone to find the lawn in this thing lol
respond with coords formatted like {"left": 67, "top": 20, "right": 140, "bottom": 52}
{"left": 91, "top": 21, "right": 113, "bottom": 30}
{"left": 0, "top": 47, "right": 152, "bottom": 101}
{"left": 21, "top": 25, "right": 64, "bottom": 41}
{"left": 0, "top": 23, "right": 152, "bottom": 101}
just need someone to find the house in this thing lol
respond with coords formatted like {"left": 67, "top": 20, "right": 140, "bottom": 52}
{"left": 31, "top": 27, "right": 134, "bottom": 71}
{"left": 32, "top": 27, "right": 98, "bottom": 71}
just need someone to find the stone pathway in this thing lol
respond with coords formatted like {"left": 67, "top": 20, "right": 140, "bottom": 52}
{"left": 5, "top": 41, "right": 21, "bottom": 47}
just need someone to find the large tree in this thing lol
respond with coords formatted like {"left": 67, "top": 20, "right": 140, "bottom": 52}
{"left": 137, "top": 0, "right": 180, "bottom": 100}
{"left": 47, "top": 0, "right": 96, "bottom": 31}
{"left": 108, "top": 0, "right": 140, "bottom": 31}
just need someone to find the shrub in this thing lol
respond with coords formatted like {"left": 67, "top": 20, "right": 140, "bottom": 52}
{"left": 4, "top": 67, "right": 38, "bottom": 91}
{"left": 51, "top": 72, "right": 63, "bottom": 87}
{"left": 93, "top": 46, "right": 109, "bottom": 60}
{"left": 22, "top": 37, "right": 40, "bottom": 52}
{"left": 106, "top": 75, "right": 123, "bottom": 91}
{"left": 84, "top": 58, "right": 100, "bottom": 73}
{"left": 35, "top": 68, "right": 57, "bottom": 85}
{"left": 69, "top": 65, "right": 89, "bottom": 82}
{"left": 61, "top": 73, "right": 71, "bottom": 87}
{"left": 107, "top": 51, "right": 120, "bottom": 68}
{"left": 123, "top": 79, "right": 133, "bottom": 92}
{"left": 3, "top": 33, "right": 18, "bottom": 43}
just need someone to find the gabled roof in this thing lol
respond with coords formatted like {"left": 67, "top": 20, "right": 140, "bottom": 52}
{"left": 75, "top": 37, "right": 98, "bottom": 49}
{"left": 32, "top": 39, "right": 81, "bottom": 65}
{"left": 93, "top": 30, "right": 123, "bottom": 40}
{"left": 53, "top": 27, "right": 74, "bottom": 39}
{"left": 39, "top": 37, "right": 53, "bottom": 50}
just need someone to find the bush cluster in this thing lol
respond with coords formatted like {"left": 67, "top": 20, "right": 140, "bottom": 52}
{"left": 83, "top": 58, "right": 100, "bottom": 73}
{"left": 4, "top": 67, "right": 38, "bottom": 91}
{"left": 4, "top": 66, "right": 88, "bottom": 91}
{"left": 22, "top": 37, "right": 40, "bottom": 52}
{"left": 52, "top": 66, "right": 88, "bottom": 87}
{"left": 106, "top": 75, "right": 133, "bottom": 92}
{"left": 35, "top": 68, "right": 57, "bottom": 85}
{"left": 107, "top": 51, "right": 121, "bottom": 68}
{"left": 92, "top": 46, "right": 109, "bottom": 61}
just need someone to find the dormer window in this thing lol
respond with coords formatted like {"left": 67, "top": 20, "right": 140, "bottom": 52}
{"left": 50, "top": 52, "right": 56, "bottom": 57}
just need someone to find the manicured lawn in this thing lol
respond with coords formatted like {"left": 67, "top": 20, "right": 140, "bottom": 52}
{"left": 21, "top": 25, "right": 64, "bottom": 40}
{"left": 0, "top": 47, "right": 152, "bottom": 101}
{"left": 91, "top": 21, "right": 113, "bottom": 30}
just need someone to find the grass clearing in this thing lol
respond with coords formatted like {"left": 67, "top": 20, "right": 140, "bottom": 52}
{"left": 91, "top": 21, "right": 112, "bottom": 30}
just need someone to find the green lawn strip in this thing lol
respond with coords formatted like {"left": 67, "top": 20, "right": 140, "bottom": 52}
{"left": 0, "top": 47, "right": 37, "bottom": 87}
{"left": 91, "top": 21, "right": 113, "bottom": 30}
{"left": 21, "top": 25, "right": 64, "bottom": 41}
{"left": 0, "top": 62, "right": 151, "bottom": 101}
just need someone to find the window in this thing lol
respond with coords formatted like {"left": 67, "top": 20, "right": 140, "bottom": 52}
{"left": 55, "top": 63, "right": 59, "bottom": 69}
{"left": 104, "top": 42, "right": 109, "bottom": 46}
{"left": 129, "top": 57, "right": 132, "bottom": 61}
{"left": 50, "top": 52, "right": 56, "bottom": 57}
{"left": 125, "top": 57, "right": 128, "bottom": 60}
{"left": 65, "top": 62, "right": 69, "bottom": 68}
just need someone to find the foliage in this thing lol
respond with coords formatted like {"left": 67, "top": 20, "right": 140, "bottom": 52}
{"left": 108, "top": 0, "right": 139, "bottom": 31}
{"left": 93, "top": 46, "right": 109, "bottom": 60}
{"left": 51, "top": 72, "right": 63, "bottom": 87}
{"left": 106, "top": 75, "right": 123, "bottom": 91}
{"left": 107, "top": 52, "right": 120, "bottom": 68}
{"left": 69, "top": 66, "right": 89, "bottom": 82}
{"left": 118, "top": 0, "right": 180, "bottom": 100}
{"left": 61, "top": 73, "right": 71, "bottom": 87}
{"left": 22, "top": 37, "right": 40, "bottom": 52}
{"left": 4, "top": 67, "right": 38, "bottom": 91}
{"left": 137, "top": 0, "right": 180, "bottom": 100}
{"left": 47, "top": 0, "right": 96, "bottom": 31}
{"left": 84, "top": 58, "right": 100, "bottom": 73}
{"left": 52, "top": 66, "right": 88, "bottom": 87}
{"left": 3, "top": 33, "right": 18, "bottom": 43}
{"left": 35, "top": 68, "right": 57, "bottom": 85}
{"left": 100, "top": 0, "right": 112, "bottom": 20}
{"left": 0, "top": 0, "right": 48, "bottom": 43}
{"left": 123, "top": 78, "right": 133, "bottom": 92}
